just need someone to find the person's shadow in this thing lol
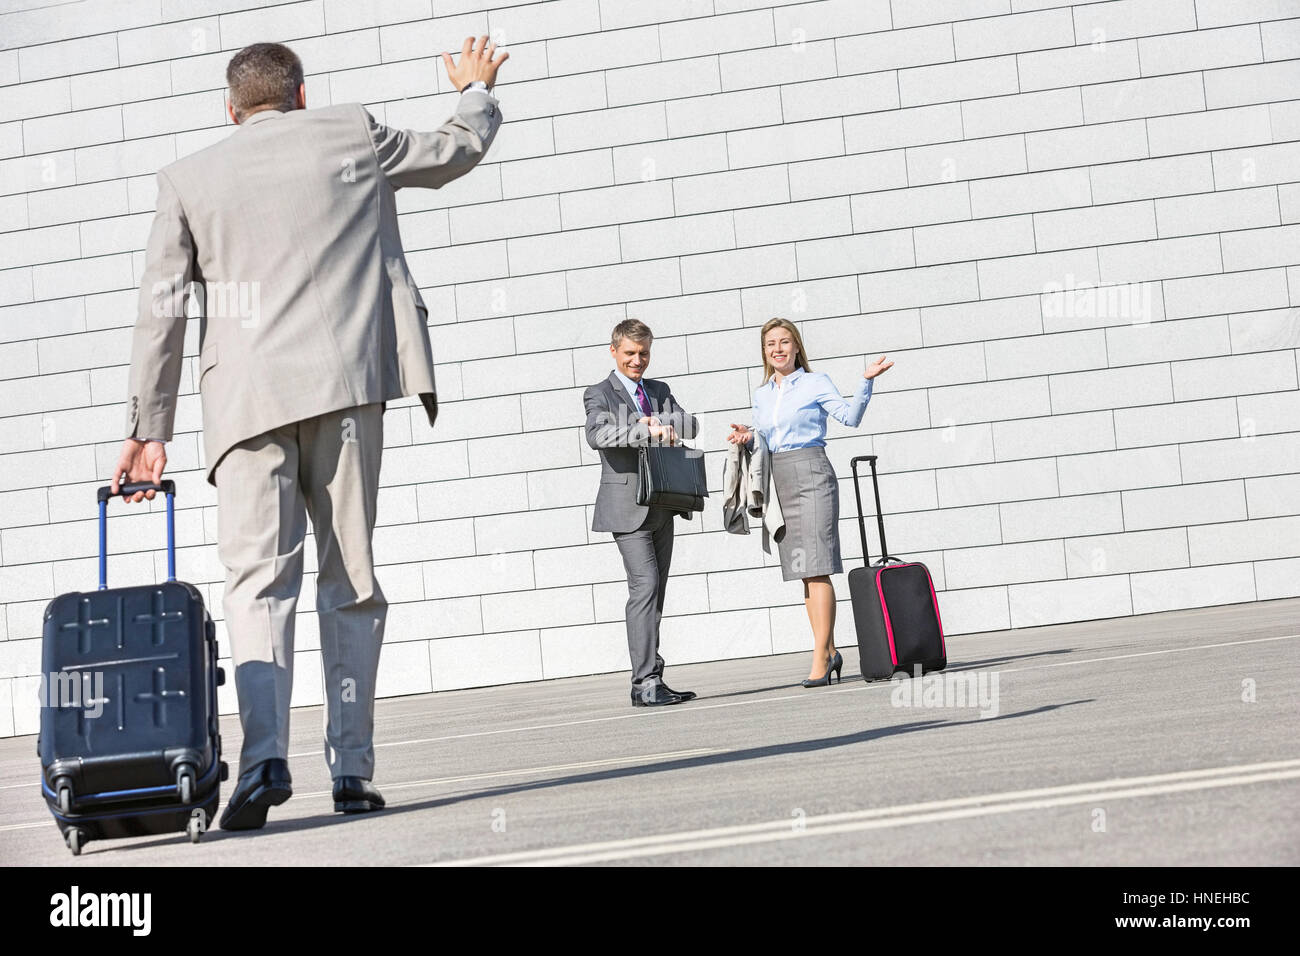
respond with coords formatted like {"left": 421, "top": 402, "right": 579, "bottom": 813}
{"left": 942, "top": 647, "right": 1076, "bottom": 671}
{"left": 700, "top": 647, "right": 1078, "bottom": 701}
{"left": 104, "top": 697, "right": 1092, "bottom": 854}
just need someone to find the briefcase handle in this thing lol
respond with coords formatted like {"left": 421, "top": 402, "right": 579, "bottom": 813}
{"left": 95, "top": 481, "right": 177, "bottom": 590}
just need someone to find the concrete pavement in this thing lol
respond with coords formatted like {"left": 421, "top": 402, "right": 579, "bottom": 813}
{"left": 1, "top": 597, "right": 1296, "bottom": 865}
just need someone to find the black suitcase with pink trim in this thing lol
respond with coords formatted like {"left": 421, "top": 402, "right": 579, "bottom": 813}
{"left": 847, "top": 456, "right": 947, "bottom": 681}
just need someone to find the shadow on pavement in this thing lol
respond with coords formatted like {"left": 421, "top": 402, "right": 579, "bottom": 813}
{"left": 694, "top": 647, "right": 1079, "bottom": 697}
{"left": 943, "top": 647, "right": 1076, "bottom": 671}
{"left": 100, "top": 697, "right": 1093, "bottom": 854}
{"left": 696, "top": 682, "right": 822, "bottom": 701}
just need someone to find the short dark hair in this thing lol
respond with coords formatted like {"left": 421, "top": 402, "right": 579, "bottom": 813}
{"left": 611, "top": 318, "right": 653, "bottom": 348}
{"left": 226, "top": 43, "right": 304, "bottom": 122}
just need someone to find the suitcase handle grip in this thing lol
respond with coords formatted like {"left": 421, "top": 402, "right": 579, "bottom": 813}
{"left": 97, "top": 480, "right": 175, "bottom": 502}
{"left": 97, "top": 482, "right": 176, "bottom": 590}
{"left": 849, "top": 455, "right": 890, "bottom": 567}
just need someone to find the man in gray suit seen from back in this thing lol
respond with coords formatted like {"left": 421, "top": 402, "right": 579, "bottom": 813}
{"left": 109, "top": 38, "right": 508, "bottom": 830}
{"left": 584, "top": 320, "right": 700, "bottom": 707}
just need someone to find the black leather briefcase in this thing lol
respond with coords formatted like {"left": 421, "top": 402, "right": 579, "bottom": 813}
{"left": 636, "top": 443, "right": 708, "bottom": 513}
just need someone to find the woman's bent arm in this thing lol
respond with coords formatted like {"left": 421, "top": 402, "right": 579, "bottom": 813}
{"left": 817, "top": 373, "right": 873, "bottom": 427}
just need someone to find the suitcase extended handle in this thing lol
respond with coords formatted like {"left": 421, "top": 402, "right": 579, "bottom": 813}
{"left": 849, "top": 455, "right": 891, "bottom": 567}
{"left": 98, "top": 480, "right": 175, "bottom": 502}
{"left": 96, "top": 481, "right": 176, "bottom": 590}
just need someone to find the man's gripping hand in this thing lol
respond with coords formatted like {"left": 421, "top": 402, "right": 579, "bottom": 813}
{"left": 110, "top": 438, "right": 167, "bottom": 504}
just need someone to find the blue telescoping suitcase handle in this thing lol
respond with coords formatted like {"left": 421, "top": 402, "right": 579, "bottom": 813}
{"left": 95, "top": 480, "right": 176, "bottom": 589}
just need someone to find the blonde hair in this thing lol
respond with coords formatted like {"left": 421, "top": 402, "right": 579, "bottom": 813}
{"left": 759, "top": 317, "right": 812, "bottom": 383}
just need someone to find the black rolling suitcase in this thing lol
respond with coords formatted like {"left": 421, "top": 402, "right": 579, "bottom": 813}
{"left": 848, "top": 456, "right": 947, "bottom": 681}
{"left": 38, "top": 480, "right": 227, "bottom": 855}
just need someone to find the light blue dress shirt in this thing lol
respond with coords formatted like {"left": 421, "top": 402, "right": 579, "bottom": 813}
{"left": 613, "top": 367, "right": 652, "bottom": 413}
{"left": 750, "top": 367, "right": 873, "bottom": 452}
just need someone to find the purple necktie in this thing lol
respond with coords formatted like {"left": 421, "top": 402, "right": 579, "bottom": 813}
{"left": 634, "top": 382, "right": 652, "bottom": 418}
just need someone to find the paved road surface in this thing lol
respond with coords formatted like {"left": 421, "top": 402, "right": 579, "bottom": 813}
{"left": 2, "top": 597, "right": 1296, "bottom": 865}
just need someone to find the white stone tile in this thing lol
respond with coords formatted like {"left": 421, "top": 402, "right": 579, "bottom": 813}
{"left": 429, "top": 629, "right": 542, "bottom": 690}
{"left": 1130, "top": 563, "right": 1256, "bottom": 614}
{"left": 1007, "top": 574, "right": 1132, "bottom": 628}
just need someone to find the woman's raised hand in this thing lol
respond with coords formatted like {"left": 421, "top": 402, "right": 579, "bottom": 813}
{"left": 865, "top": 354, "right": 894, "bottom": 379}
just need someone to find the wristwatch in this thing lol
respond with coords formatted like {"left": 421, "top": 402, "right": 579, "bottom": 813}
{"left": 462, "top": 80, "right": 489, "bottom": 93}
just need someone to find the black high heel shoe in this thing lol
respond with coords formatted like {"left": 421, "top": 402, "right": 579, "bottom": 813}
{"left": 801, "top": 652, "right": 840, "bottom": 688}
{"left": 830, "top": 651, "right": 843, "bottom": 683}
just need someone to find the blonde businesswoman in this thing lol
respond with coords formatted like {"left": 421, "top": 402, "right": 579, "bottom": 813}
{"left": 727, "top": 318, "right": 893, "bottom": 687}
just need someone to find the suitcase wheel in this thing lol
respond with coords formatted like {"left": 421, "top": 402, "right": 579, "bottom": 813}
{"left": 65, "top": 827, "right": 85, "bottom": 856}
{"left": 216, "top": 666, "right": 225, "bottom": 686}
{"left": 187, "top": 810, "right": 207, "bottom": 844}
{"left": 176, "top": 765, "right": 196, "bottom": 804}
{"left": 56, "top": 780, "right": 73, "bottom": 815}
{"left": 220, "top": 761, "right": 229, "bottom": 782}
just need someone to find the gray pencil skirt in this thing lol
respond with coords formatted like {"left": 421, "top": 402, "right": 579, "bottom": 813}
{"left": 770, "top": 445, "right": 842, "bottom": 582}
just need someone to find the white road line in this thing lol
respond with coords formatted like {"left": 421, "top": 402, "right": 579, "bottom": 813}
{"left": 291, "top": 748, "right": 716, "bottom": 799}
{"left": 510, "top": 769, "right": 1300, "bottom": 867}
{"left": 283, "top": 633, "right": 1299, "bottom": 758}
{"left": 998, "top": 633, "right": 1299, "bottom": 675}
{"left": 285, "top": 689, "right": 851, "bottom": 758}
{"left": 425, "top": 758, "right": 1300, "bottom": 866}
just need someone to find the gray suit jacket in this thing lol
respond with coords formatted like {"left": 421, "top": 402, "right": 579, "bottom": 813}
{"left": 583, "top": 371, "right": 699, "bottom": 534}
{"left": 124, "top": 91, "right": 503, "bottom": 483}
{"left": 721, "top": 430, "right": 784, "bottom": 553}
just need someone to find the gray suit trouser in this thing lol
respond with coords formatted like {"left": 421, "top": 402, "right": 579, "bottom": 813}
{"left": 613, "top": 506, "right": 675, "bottom": 685}
{"left": 215, "top": 403, "right": 385, "bottom": 780}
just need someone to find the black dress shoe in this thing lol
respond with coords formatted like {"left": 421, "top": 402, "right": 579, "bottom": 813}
{"left": 219, "top": 758, "right": 292, "bottom": 831}
{"left": 659, "top": 682, "right": 696, "bottom": 701}
{"left": 333, "top": 776, "right": 386, "bottom": 814}
{"left": 631, "top": 682, "right": 685, "bottom": 707}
